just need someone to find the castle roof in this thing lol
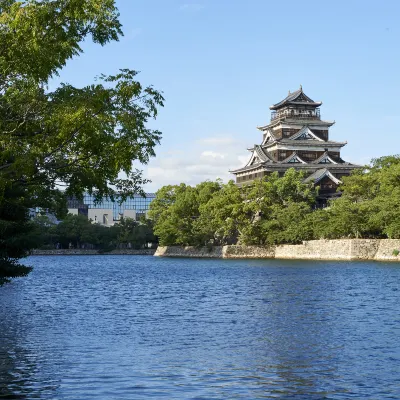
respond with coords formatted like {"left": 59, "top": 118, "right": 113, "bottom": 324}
{"left": 269, "top": 87, "right": 322, "bottom": 110}
{"left": 230, "top": 162, "right": 359, "bottom": 175}
{"left": 304, "top": 168, "right": 342, "bottom": 185}
{"left": 231, "top": 143, "right": 359, "bottom": 174}
{"left": 260, "top": 139, "right": 347, "bottom": 149}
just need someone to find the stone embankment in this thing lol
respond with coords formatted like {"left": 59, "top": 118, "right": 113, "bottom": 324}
{"left": 31, "top": 249, "right": 156, "bottom": 256}
{"left": 154, "top": 239, "right": 400, "bottom": 262}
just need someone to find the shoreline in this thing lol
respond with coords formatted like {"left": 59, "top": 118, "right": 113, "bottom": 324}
{"left": 31, "top": 239, "right": 400, "bottom": 262}
{"left": 31, "top": 249, "right": 156, "bottom": 256}
{"left": 154, "top": 239, "right": 400, "bottom": 262}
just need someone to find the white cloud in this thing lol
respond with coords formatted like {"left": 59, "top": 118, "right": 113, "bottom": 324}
{"left": 201, "top": 150, "right": 225, "bottom": 159}
{"left": 238, "top": 155, "right": 249, "bottom": 167}
{"left": 141, "top": 135, "right": 250, "bottom": 191}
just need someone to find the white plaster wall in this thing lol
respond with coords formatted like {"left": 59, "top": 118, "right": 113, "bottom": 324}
{"left": 68, "top": 208, "right": 79, "bottom": 215}
{"left": 123, "top": 209, "right": 136, "bottom": 220}
{"left": 267, "top": 144, "right": 342, "bottom": 152}
{"left": 88, "top": 208, "right": 113, "bottom": 226}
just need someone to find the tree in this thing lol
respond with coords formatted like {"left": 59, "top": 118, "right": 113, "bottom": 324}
{"left": 239, "top": 169, "right": 317, "bottom": 245}
{"left": 117, "top": 217, "right": 157, "bottom": 249}
{"left": 149, "top": 181, "right": 222, "bottom": 246}
{"left": 54, "top": 214, "right": 93, "bottom": 248}
{"left": 306, "top": 156, "right": 400, "bottom": 240}
{"left": 195, "top": 180, "right": 245, "bottom": 245}
{"left": 30, "top": 214, "right": 59, "bottom": 249}
{"left": 52, "top": 214, "right": 119, "bottom": 250}
{"left": 149, "top": 171, "right": 317, "bottom": 247}
{"left": 0, "top": 0, "right": 164, "bottom": 283}
{"left": 0, "top": 187, "right": 36, "bottom": 284}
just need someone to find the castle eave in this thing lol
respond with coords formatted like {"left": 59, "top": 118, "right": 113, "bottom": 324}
{"left": 230, "top": 161, "right": 361, "bottom": 175}
{"left": 232, "top": 87, "right": 359, "bottom": 184}
{"left": 269, "top": 101, "right": 322, "bottom": 110}
{"left": 262, "top": 140, "right": 347, "bottom": 149}
{"left": 258, "top": 119, "right": 335, "bottom": 130}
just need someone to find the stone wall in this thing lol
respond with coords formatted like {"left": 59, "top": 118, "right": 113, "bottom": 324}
{"left": 154, "top": 240, "right": 400, "bottom": 262}
{"left": 274, "top": 239, "right": 381, "bottom": 260}
{"left": 223, "top": 245, "right": 275, "bottom": 259}
{"left": 375, "top": 239, "right": 400, "bottom": 261}
{"left": 154, "top": 246, "right": 224, "bottom": 258}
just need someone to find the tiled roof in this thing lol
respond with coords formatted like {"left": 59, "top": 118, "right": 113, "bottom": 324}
{"left": 303, "top": 168, "right": 342, "bottom": 185}
{"left": 279, "top": 152, "right": 307, "bottom": 164}
{"left": 312, "top": 152, "right": 338, "bottom": 164}
{"left": 269, "top": 87, "right": 322, "bottom": 110}
{"left": 254, "top": 145, "right": 273, "bottom": 162}
{"left": 262, "top": 139, "right": 346, "bottom": 148}
{"left": 290, "top": 126, "right": 324, "bottom": 141}
{"left": 231, "top": 162, "right": 361, "bottom": 174}
{"left": 273, "top": 88, "right": 303, "bottom": 106}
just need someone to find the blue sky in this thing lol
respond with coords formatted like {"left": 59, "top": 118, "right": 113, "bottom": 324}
{"left": 52, "top": 0, "right": 400, "bottom": 191}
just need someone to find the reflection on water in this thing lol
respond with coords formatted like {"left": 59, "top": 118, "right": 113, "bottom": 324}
{"left": 1, "top": 256, "right": 400, "bottom": 399}
{"left": 0, "top": 284, "right": 61, "bottom": 398}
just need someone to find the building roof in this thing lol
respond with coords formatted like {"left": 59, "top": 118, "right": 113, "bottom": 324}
{"left": 269, "top": 87, "right": 322, "bottom": 110}
{"left": 254, "top": 145, "right": 273, "bottom": 162}
{"left": 261, "top": 139, "right": 347, "bottom": 149}
{"left": 257, "top": 119, "right": 335, "bottom": 131}
{"left": 304, "top": 168, "right": 342, "bottom": 185}
{"left": 280, "top": 152, "right": 307, "bottom": 164}
{"left": 312, "top": 152, "right": 338, "bottom": 165}
{"left": 290, "top": 126, "right": 324, "bottom": 141}
{"left": 261, "top": 129, "right": 278, "bottom": 144}
{"left": 230, "top": 161, "right": 361, "bottom": 175}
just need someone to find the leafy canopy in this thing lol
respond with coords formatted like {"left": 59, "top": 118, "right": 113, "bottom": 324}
{"left": 0, "top": 0, "right": 164, "bottom": 282}
{"left": 307, "top": 155, "right": 400, "bottom": 239}
{"left": 149, "top": 169, "right": 317, "bottom": 247}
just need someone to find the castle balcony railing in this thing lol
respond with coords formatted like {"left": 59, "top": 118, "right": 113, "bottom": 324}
{"left": 271, "top": 108, "right": 321, "bottom": 121}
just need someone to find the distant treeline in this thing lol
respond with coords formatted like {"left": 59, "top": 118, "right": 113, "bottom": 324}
{"left": 31, "top": 215, "right": 157, "bottom": 251}
{"left": 149, "top": 156, "right": 400, "bottom": 246}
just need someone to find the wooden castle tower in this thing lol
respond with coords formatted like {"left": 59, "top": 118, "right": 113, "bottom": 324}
{"left": 230, "top": 86, "right": 360, "bottom": 204}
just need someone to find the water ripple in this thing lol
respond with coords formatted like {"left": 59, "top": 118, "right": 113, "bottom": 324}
{"left": 0, "top": 256, "right": 400, "bottom": 399}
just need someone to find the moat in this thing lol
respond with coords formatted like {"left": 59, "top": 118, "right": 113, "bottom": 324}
{"left": 1, "top": 256, "right": 400, "bottom": 399}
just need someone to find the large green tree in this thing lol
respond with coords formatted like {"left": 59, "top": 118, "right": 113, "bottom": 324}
{"left": 0, "top": 0, "right": 164, "bottom": 283}
{"left": 239, "top": 169, "right": 317, "bottom": 245}
{"left": 149, "top": 182, "right": 222, "bottom": 246}
{"left": 117, "top": 217, "right": 157, "bottom": 249}
{"left": 308, "top": 156, "right": 400, "bottom": 239}
{"left": 195, "top": 180, "right": 245, "bottom": 245}
{"left": 149, "top": 170, "right": 317, "bottom": 247}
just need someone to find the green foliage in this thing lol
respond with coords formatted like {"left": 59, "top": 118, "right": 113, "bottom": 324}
{"left": 239, "top": 170, "right": 316, "bottom": 245}
{"left": 117, "top": 217, "right": 156, "bottom": 249}
{"left": 392, "top": 249, "right": 399, "bottom": 257}
{"left": 0, "top": 1, "right": 163, "bottom": 283}
{"left": 0, "top": 187, "right": 35, "bottom": 284}
{"left": 308, "top": 155, "right": 400, "bottom": 240}
{"left": 149, "top": 181, "right": 222, "bottom": 246}
{"left": 0, "top": 0, "right": 122, "bottom": 82}
{"left": 31, "top": 214, "right": 156, "bottom": 251}
{"left": 150, "top": 169, "right": 317, "bottom": 247}
{"left": 149, "top": 158, "right": 400, "bottom": 247}
{"left": 195, "top": 180, "right": 245, "bottom": 245}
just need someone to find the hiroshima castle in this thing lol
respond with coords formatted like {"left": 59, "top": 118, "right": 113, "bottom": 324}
{"left": 231, "top": 86, "right": 360, "bottom": 203}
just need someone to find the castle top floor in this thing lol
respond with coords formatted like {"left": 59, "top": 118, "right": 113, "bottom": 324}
{"left": 269, "top": 86, "right": 323, "bottom": 122}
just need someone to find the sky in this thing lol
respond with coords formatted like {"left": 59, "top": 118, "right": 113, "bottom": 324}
{"left": 51, "top": 0, "right": 400, "bottom": 192}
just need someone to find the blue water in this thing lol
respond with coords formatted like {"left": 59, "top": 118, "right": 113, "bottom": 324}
{"left": 1, "top": 256, "right": 400, "bottom": 399}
